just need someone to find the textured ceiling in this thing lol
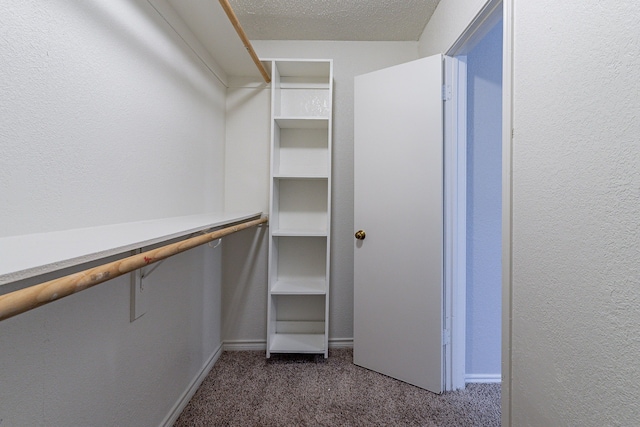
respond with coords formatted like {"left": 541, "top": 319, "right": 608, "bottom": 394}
{"left": 229, "top": 0, "right": 441, "bottom": 41}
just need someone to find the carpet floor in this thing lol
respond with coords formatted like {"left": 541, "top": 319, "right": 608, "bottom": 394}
{"left": 175, "top": 348, "right": 500, "bottom": 426}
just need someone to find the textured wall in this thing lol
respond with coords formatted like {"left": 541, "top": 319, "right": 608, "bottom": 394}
{"left": 0, "top": 0, "right": 225, "bottom": 237}
{"left": 465, "top": 20, "right": 502, "bottom": 378}
{"left": 0, "top": 0, "right": 226, "bottom": 425}
{"left": 222, "top": 79, "right": 270, "bottom": 345}
{"left": 421, "top": 0, "right": 640, "bottom": 424}
{"left": 224, "top": 41, "right": 420, "bottom": 342}
{"left": 418, "top": 0, "right": 489, "bottom": 56}
{"left": 511, "top": 1, "right": 640, "bottom": 425}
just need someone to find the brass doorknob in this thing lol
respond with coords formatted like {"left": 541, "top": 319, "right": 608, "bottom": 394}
{"left": 355, "top": 230, "right": 366, "bottom": 240}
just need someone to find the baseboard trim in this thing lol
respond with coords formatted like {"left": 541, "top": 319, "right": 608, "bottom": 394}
{"left": 223, "top": 340, "right": 267, "bottom": 351}
{"left": 160, "top": 343, "right": 224, "bottom": 427}
{"left": 465, "top": 373, "right": 502, "bottom": 384}
{"left": 329, "top": 338, "right": 354, "bottom": 348}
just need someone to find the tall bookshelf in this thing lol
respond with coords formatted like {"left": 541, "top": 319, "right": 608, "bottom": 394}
{"left": 266, "top": 59, "right": 333, "bottom": 358}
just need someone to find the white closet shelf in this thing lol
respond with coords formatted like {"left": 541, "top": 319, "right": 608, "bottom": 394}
{"left": 271, "top": 278, "right": 326, "bottom": 294}
{"left": 274, "top": 174, "right": 328, "bottom": 180}
{"left": 269, "top": 333, "right": 326, "bottom": 353}
{"left": 275, "top": 117, "right": 329, "bottom": 129}
{"left": 271, "top": 229, "right": 327, "bottom": 237}
{"left": 0, "top": 212, "right": 262, "bottom": 287}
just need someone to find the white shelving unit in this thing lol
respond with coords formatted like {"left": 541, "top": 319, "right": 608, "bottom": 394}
{"left": 266, "top": 59, "right": 333, "bottom": 358}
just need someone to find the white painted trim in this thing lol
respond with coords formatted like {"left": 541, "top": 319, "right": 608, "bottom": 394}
{"left": 448, "top": 55, "right": 468, "bottom": 391}
{"left": 447, "top": 0, "right": 503, "bottom": 56}
{"left": 443, "top": 55, "right": 467, "bottom": 392}
{"left": 465, "top": 374, "right": 502, "bottom": 384}
{"left": 501, "top": 0, "right": 514, "bottom": 425}
{"left": 442, "top": 0, "right": 508, "bottom": 407}
{"left": 328, "top": 338, "right": 354, "bottom": 348}
{"left": 443, "top": 53, "right": 452, "bottom": 391}
{"left": 160, "top": 343, "right": 224, "bottom": 427}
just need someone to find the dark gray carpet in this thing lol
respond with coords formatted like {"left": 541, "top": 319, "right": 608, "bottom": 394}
{"left": 175, "top": 349, "right": 500, "bottom": 426}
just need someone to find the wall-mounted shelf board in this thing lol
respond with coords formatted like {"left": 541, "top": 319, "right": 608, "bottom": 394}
{"left": 0, "top": 212, "right": 262, "bottom": 288}
{"left": 275, "top": 118, "right": 329, "bottom": 129}
{"left": 271, "top": 230, "right": 327, "bottom": 237}
{"left": 274, "top": 175, "right": 329, "bottom": 180}
{"left": 271, "top": 278, "right": 326, "bottom": 295}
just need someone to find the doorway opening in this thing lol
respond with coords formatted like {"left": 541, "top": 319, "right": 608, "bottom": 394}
{"left": 463, "top": 18, "right": 503, "bottom": 384}
{"left": 445, "top": 1, "right": 503, "bottom": 390}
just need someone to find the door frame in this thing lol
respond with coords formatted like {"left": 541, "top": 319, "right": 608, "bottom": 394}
{"left": 443, "top": 0, "right": 513, "bottom": 423}
{"left": 443, "top": 55, "right": 467, "bottom": 391}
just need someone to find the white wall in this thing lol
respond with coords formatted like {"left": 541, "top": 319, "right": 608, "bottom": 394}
{"left": 222, "top": 78, "right": 271, "bottom": 346}
{"left": 0, "top": 0, "right": 225, "bottom": 237}
{"left": 223, "top": 41, "right": 419, "bottom": 343}
{"left": 510, "top": 1, "right": 640, "bottom": 425}
{"left": 0, "top": 1, "right": 226, "bottom": 425}
{"left": 465, "top": 20, "right": 502, "bottom": 379}
{"left": 422, "top": 0, "right": 640, "bottom": 425}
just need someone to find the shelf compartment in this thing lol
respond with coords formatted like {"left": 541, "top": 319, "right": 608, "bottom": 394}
{"left": 274, "top": 61, "right": 331, "bottom": 79}
{"left": 275, "top": 320, "right": 325, "bottom": 333}
{"left": 268, "top": 296, "right": 326, "bottom": 354}
{"left": 271, "top": 179, "right": 328, "bottom": 233}
{"left": 274, "top": 125, "right": 329, "bottom": 177}
{"left": 272, "top": 61, "right": 331, "bottom": 119}
{"left": 272, "top": 295, "right": 325, "bottom": 322}
{"left": 269, "top": 332, "right": 325, "bottom": 353}
{"left": 271, "top": 236, "right": 327, "bottom": 285}
{"left": 278, "top": 88, "right": 330, "bottom": 118}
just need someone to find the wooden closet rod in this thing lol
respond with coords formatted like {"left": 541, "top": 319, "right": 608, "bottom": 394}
{"left": 218, "top": 0, "right": 271, "bottom": 83}
{"left": 0, "top": 216, "right": 268, "bottom": 322}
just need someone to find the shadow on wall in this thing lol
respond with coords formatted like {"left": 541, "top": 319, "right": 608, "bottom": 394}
{"left": 222, "top": 226, "right": 269, "bottom": 344}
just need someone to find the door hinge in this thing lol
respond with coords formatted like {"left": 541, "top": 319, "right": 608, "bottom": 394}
{"left": 442, "top": 84, "right": 452, "bottom": 101}
{"left": 442, "top": 329, "right": 451, "bottom": 346}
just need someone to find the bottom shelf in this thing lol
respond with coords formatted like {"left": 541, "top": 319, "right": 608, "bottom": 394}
{"left": 269, "top": 333, "right": 326, "bottom": 354}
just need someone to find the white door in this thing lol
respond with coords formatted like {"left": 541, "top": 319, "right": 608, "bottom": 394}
{"left": 353, "top": 55, "right": 444, "bottom": 393}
